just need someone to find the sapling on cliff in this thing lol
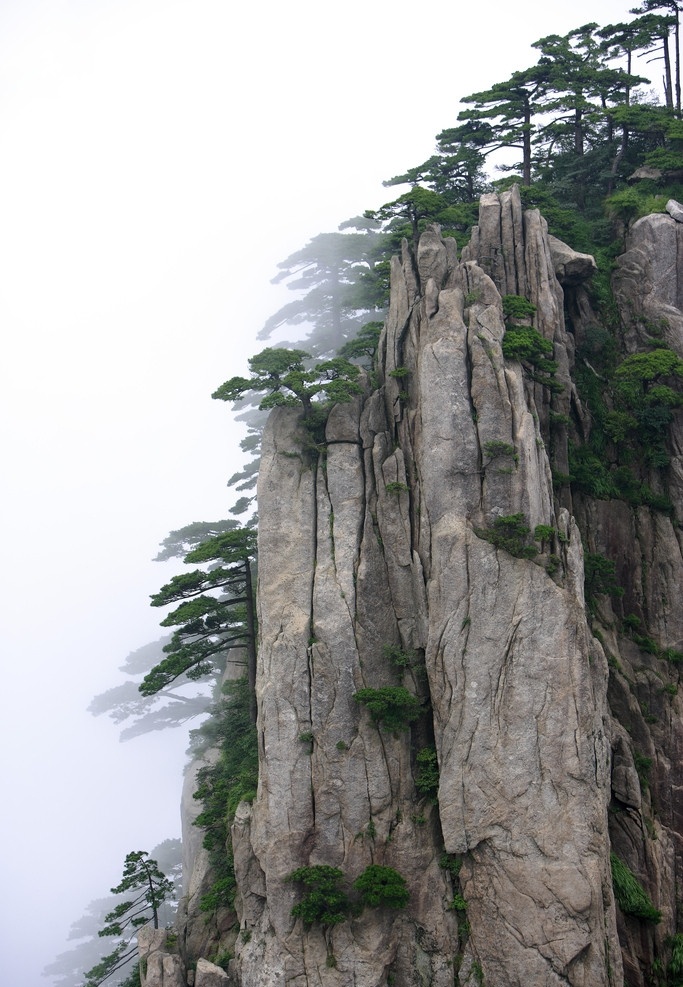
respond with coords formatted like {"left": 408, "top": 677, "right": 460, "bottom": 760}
{"left": 83, "top": 852, "right": 175, "bottom": 987}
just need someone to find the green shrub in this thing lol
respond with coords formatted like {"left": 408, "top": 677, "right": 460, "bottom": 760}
{"left": 415, "top": 746, "right": 439, "bottom": 802}
{"left": 193, "top": 676, "right": 258, "bottom": 911}
{"left": 383, "top": 643, "right": 417, "bottom": 670}
{"left": 610, "top": 852, "right": 661, "bottom": 923}
{"left": 353, "top": 686, "right": 423, "bottom": 732}
{"left": 474, "top": 514, "right": 538, "bottom": 559}
{"left": 439, "top": 853, "right": 463, "bottom": 878}
{"left": 502, "top": 324, "right": 561, "bottom": 392}
{"left": 385, "top": 481, "right": 409, "bottom": 494}
{"left": 287, "top": 866, "right": 349, "bottom": 927}
{"left": 534, "top": 524, "right": 555, "bottom": 545}
{"left": 633, "top": 751, "right": 653, "bottom": 789}
{"left": 353, "top": 865, "right": 409, "bottom": 909}
{"left": 449, "top": 894, "right": 468, "bottom": 912}
{"left": 584, "top": 552, "right": 623, "bottom": 610}
{"left": 212, "top": 951, "right": 234, "bottom": 972}
{"left": 502, "top": 294, "right": 537, "bottom": 321}
{"left": 665, "top": 933, "right": 683, "bottom": 979}
{"left": 483, "top": 440, "right": 516, "bottom": 460}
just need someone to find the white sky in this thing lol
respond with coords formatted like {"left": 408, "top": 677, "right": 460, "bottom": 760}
{"left": 0, "top": 1, "right": 638, "bottom": 983}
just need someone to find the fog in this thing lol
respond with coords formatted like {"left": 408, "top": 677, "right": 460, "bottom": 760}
{"left": 0, "top": 1, "right": 633, "bottom": 983}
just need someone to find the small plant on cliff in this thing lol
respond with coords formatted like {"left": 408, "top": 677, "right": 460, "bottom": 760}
{"left": 583, "top": 551, "right": 623, "bottom": 612}
{"left": 415, "top": 746, "right": 440, "bottom": 802}
{"left": 474, "top": 514, "right": 538, "bottom": 559}
{"left": 502, "top": 324, "right": 562, "bottom": 393}
{"left": 353, "top": 865, "right": 410, "bottom": 909}
{"left": 502, "top": 294, "right": 537, "bottom": 322}
{"left": 610, "top": 852, "right": 661, "bottom": 924}
{"left": 483, "top": 440, "right": 517, "bottom": 462}
{"left": 353, "top": 686, "right": 423, "bottom": 732}
{"left": 287, "top": 865, "right": 349, "bottom": 927}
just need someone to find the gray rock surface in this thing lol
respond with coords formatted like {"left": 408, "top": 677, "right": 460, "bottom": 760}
{"left": 667, "top": 198, "right": 683, "bottom": 223}
{"left": 613, "top": 211, "right": 683, "bottom": 355}
{"left": 195, "top": 958, "right": 230, "bottom": 986}
{"left": 230, "top": 194, "right": 622, "bottom": 986}
{"left": 137, "top": 927, "right": 185, "bottom": 987}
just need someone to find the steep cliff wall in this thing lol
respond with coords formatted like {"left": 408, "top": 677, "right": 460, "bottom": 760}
{"left": 166, "top": 190, "right": 683, "bottom": 987}
{"left": 229, "top": 188, "right": 626, "bottom": 986}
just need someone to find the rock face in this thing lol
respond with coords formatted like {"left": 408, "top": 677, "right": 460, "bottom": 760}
{"left": 138, "top": 928, "right": 185, "bottom": 987}
{"left": 164, "top": 189, "right": 683, "bottom": 987}
{"left": 613, "top": 211, "right": 683, "bottom": 356}
{"left": 231, "top": 188, "right": 624, "bottom": 986}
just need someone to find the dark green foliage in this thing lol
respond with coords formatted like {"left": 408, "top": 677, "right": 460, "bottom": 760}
{"left": 502, "top": 294, "right": 537, "bottom": 321}
{"left": 118, "top": 967, "right": 141, "bottom": 987}
{"left": 633, "top": 751, "right": 653, "bottom": 788}
{"left": 287, "top": 866, "right": 349, "bottom": 927}
{"left": 584, "top": 551, "right": 624, "bottom": 609}
{"left": 483, "top": 440, "right": 517, "bottom": 460}
{"left": 449, "top": 894, "right": 468, "bottom": 912}
{"left": 352, "top": 865, "right": 409, "bottom": 909}
{"left": 610, "top": 852, "right": 661, "bottom": 923}
{"left": 439, "top": 853, "right": 463, "bottom": 879}
{"left": 502, "top": 326, "right": 561, "bottom": 391}
{"left": 382, "top": 643, "right": 416, "bottom": 670}
{"left": 212, "top": 347, "right": 362, "bottom": 421}
{"left": 88, "top": 636, "right": 212, "bottom": 742}
{"left": 192, "top": 676, "right": 258, "bottom": 911}
{"left": 474, "top": 514, "right": 538, "bottom": 559}
{"left": 385, "top": 481, "right": 409, "bottom": 494}
{"left": 353, "top": 686, "right": 423, "bottom": 732}
{"left": 665, "top": 933, "right": 683, "bottom": 984}
{"left": 415, "top": 746, "right": 439, "bottom": 802}
{"left": 338, "top": 321, "right": 383, "bottom": 368}
{"left": 141, "top": 528, "right": 257, "bottom": 701}
{"left": 99, "top": 853, "right": 174, "bottom": 936}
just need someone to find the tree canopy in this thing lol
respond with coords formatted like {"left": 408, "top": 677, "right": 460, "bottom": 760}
{"left": 212, "top": 347, "right": 362, "bottom": 420}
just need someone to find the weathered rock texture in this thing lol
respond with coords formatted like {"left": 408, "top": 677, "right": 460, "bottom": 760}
{"left": 573, "top": 209, "right": 683, "bottom": 987}
{"left": 138, "top": 927, "right": 185, "bottom": 987}
{"left": 230, "top": 187, "right": 624, "bottom": 986}
{"left": 163, "top": 189, "right": 683, "bottom": 987}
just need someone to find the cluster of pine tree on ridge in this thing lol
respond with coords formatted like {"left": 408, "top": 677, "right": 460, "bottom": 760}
{"left": 51, "top": 4, "right": 683, "bottom": 986}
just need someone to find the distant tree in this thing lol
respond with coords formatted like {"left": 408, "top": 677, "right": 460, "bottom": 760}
{"left": 88, "top": 638, "right": 212, "bottom": 742}
{"left": 257, "top": 229, "right": 387, "bottom": 358}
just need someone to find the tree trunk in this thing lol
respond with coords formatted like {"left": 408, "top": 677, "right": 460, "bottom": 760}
{"left": 244, "top": 559, "right": 257, "bottom": 725}
{"left": 523, "top": 100, "right": 532, "bottom": 185}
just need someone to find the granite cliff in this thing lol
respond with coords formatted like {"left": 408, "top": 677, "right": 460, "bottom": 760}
{"left": 166, "top": 188, "right": 683, "bottom": 987}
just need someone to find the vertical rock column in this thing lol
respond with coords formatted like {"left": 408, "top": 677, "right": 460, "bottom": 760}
{"left": 390, "top": 220, "right": 622, "bottom": 986}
